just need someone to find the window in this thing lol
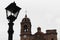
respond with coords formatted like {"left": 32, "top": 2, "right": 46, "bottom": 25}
{"left": 24, "top": 25, "right": 28, "bottom": 32}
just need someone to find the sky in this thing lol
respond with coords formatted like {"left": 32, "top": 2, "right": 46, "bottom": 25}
{"left": 0, "top": 0, "right": 60, "bottom": 40}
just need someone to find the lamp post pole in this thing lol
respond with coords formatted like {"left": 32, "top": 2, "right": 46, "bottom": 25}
{"left": 8, "top": 22, "right": 14, "bottom": 40}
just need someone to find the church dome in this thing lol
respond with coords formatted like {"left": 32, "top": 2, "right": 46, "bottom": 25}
{"left": 34, "top": 27, "right": 44, "bottom": 35}
{"left": 34, "top": 31, "right": 44, "bottom": 35}
{"left": 22, "top": 14, "right": 30, "bottom": 22}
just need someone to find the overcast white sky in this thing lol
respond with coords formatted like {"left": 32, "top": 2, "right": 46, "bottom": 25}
{"left": 0, "top": 0, "right": 60, "bottom": 40}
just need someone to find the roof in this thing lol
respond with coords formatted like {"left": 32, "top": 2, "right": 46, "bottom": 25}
{"left": 34, "top": 31, "right": 44, "bottom": 35}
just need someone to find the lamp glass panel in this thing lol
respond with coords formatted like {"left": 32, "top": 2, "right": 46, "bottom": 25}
{"left": 14, "top": 12, "right": 18, "bottom": 17}
{"left": 7, "top": 10, "right": 12, "bottom": 16}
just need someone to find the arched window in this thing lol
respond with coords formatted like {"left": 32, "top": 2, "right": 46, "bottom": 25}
{"left": 24, "top": 25, "right": 28, "bottom": 32}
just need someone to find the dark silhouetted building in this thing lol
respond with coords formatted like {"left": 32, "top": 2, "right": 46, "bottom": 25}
{"left": 20, "top": 15, "right": 57, "bottom": 40}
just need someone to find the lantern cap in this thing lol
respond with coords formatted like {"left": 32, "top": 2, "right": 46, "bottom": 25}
{"left": 5, "top": 2, "right": 21, "bottom": 13}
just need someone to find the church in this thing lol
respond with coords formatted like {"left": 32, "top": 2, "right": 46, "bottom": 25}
{"left": 20, "top": 14, "right": 57, "bottom": 40}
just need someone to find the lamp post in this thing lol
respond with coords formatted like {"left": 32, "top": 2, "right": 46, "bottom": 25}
{"left": 5, "top": 2, "right": 21, "bottom": 40}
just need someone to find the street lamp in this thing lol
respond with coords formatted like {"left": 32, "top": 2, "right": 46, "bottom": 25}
{"left": 5, "top": 2, "right": 21, "bottom": 40}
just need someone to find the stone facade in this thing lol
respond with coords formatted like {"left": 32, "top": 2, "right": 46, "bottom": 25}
{"left": 20, "top": 15, "right": 57, "bottom": 40}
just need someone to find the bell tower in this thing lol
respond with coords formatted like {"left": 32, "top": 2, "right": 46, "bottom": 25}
{"left": 20, "top": 14, "right": 31, "bottom": 40}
